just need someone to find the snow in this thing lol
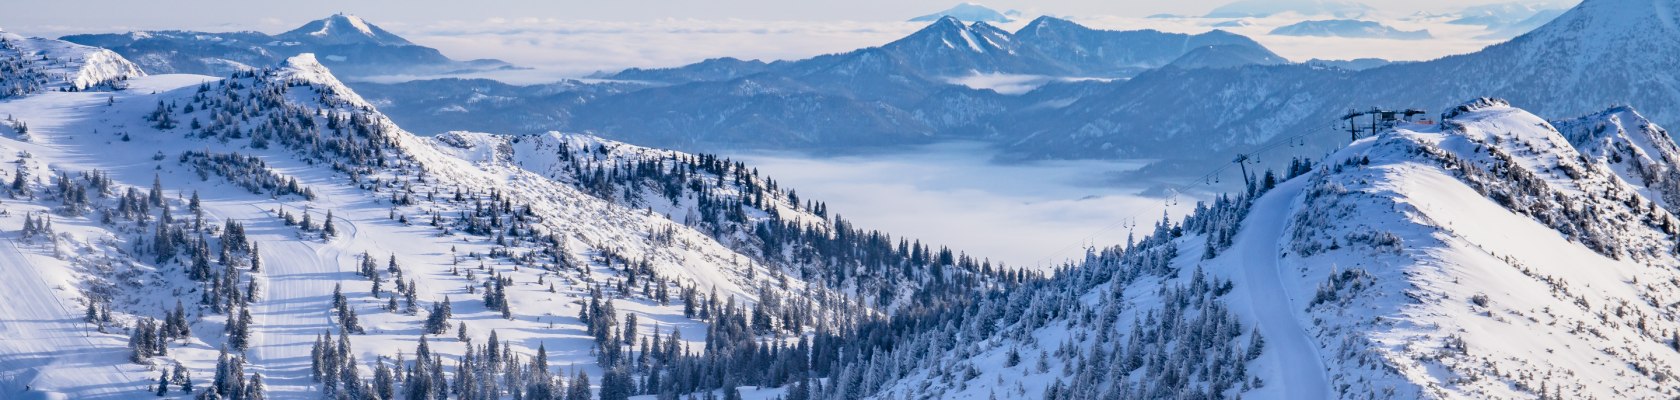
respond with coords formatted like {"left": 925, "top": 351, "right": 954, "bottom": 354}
{"left": 1225, "top": 178, "right": 1329, "bottom": 399}
{"left": 276, "top": 14, "right": 413, "bottom": 47}
{"left": 0, "top": 30, "right": 144, "bottom": 92}
{"left": 861, "top": 98, "right": 1680, "bottom": 399}
{"left": 0, "top": 239, "right": 146, "bottom": 398}
{"left": 330, "top": 15, "right": 378, "bottom": 38}
{"left": 0, "top": 49, "right": 854, "bottom": 398}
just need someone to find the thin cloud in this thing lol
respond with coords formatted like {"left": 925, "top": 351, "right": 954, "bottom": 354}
{"left": 392, "top": 18, "right": 924, "bottom": 79}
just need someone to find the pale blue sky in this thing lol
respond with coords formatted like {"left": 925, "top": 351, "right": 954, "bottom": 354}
{"left": 0, "top": 0, "right": 1579, "bottom": 82}
{"left": 5, "top": 0, "right": 1570, "bottom": 35}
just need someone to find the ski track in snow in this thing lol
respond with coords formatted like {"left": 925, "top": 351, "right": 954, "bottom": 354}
{"left": 242, "top": 211, "right": 347, "bottom": 396}
{"left": 0, "top": 239, "right": 141, "bottom": 398}
{"left": 1234, "top": 180, "right": 1331, "bottom": 399}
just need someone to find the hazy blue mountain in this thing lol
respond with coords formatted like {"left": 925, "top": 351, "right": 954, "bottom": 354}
{"left": 999, "top": 0, "right": 1680, "bottom": 165}
{"left": 1304, "top": 58, "right": 1394, "bottom": 71}
{"left": 909, "top": 2, "right": 1016, "bottom": 23}
{"left": 60, "top": 14, "right": 513, "bottom": 79}
{"left": 1448, "top": 3, "right": 1557, "bottom": 28}
{"left": 1012, "top": 16, "right": 1270, "bottom": 77}
{"left": 1270, "top": 19, "right": 1433, "bottom": 39}
{"left": 1166, "top": 44, "right": 1290, "bottom": 69}
{"left": 604, "top": 57, "right": 772, "bottom": 84}
{"left": 1477, "top": 8, "right": 1569, "bottom": 39}
{"left": 366, "top": 17, "right": 1282, "bottom": 151}
{"left": 605, "top": 16, "right": 1274, "bottom": 84}
{"left": 360, "top": 0, "right": 1670, "bottom": 170}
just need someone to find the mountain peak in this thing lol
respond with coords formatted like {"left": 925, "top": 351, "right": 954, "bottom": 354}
{"left": 909, "top": 3, "right": 1015, "bottom": 23}
{"left": 902, "top": 16, "right": 972, "bottom": 38}
{"left": 277, "top": 14, "right": 413, "bottom": 46}
{"left": 889, "top": 17, "right": 1006, "bottom": 54}
{"left": 1020, "top": 15, "right": 1085, "bottom": 34}
{"left": 1523, "top": 0, "right": 1680, "bottom": 41}
{"left": 276, "top": 53, "right": 367, "bottom": 107}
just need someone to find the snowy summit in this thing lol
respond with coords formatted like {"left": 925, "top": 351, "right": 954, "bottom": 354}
{"left": 277, "top": 13, "right": 414, "bottom": 46}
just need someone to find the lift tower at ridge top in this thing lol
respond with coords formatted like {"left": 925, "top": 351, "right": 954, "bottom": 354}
{"left": 1341, "top": 107, "right": 1429, "bottom": 141}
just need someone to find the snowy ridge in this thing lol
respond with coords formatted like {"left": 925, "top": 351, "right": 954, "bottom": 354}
{"left": 429, "top": 130, "right": 827, "bottom": 230}
{"left": 1273, "top": 99, "right": 1680, "bottom": 398}
{"left": 270, "top": 54, "right": 777, "bottom": 303}
{"left": 1554, "top": 106, "right": 1680, "bottom": 210}
{"left": 857, "top": 99, "right": 1680, "bottom": 399}
{"left": 0, "top": 30, "right": 143, "bottom": 97}
{"left": 0, "top": 45, "right": 1016, "bottom": 399}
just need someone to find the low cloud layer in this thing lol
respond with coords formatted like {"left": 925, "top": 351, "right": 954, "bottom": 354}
{"left": 385, "top": 19, "right": 924, "bottom": 81}
{"left": 728, "top": 142, "right": 1201, "bottom": 270}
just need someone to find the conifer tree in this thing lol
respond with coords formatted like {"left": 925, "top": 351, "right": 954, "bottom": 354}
{"left": 322, "top": 210, "right": 337, "bottom": 238}
{"left": 566, "top": 370, "right": 591, "bottom": 400}
{"left": 249, "top": 242, "right": 261, "bottom": 272}
{"left": 175, "top": 363, "right": 193, "bottom": 393}
{"left": 246, "top": 373, "right": 266, "bottom": 400}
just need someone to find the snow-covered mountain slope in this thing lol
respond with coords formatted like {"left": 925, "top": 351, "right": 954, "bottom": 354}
{"left": 1555, "top": 106, "right": 1680, "bottom": 211}
{"left": 0, "top": 29, "right": 143, "bottom": 98}
{"left": 0, "top": 47, "right": 1017, "bottom": 399}
{"left": 277, "top": 13, "right": 413, "bottom": 47}
{"left": 847, "top": 99, "right": 1680, "bottom": 399}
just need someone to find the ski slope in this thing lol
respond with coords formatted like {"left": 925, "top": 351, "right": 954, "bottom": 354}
{"left": 0, "top": 233, "right": 143, "bottom": 399}
{"left": 1230, "top": 178, "right": 1330, "bottom": 399}
{"left": 239, "top": 207, "right": 349, "bottom": 395}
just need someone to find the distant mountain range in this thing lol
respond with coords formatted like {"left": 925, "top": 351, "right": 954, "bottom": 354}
{"left": 360, "top": 0, "right": 1672, "bottom": 170}
{"left": 59, "top": 14, "right": 514, "bottom": 79}
{"left": 357, "top": 16, "right": 1284, "bottom": 154}
{"left": 57, "top": 0, "right": 1670, "bottom": 174}
{"left": 995, "top": 0, "right": 1680, "bottom": 164}
{"left": 1270, "top": 19, "right": 1433, "bottom": 40}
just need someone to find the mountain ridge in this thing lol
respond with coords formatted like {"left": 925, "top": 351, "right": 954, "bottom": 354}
{"left": 0, "top": 42, "right": 1021, "bottom": 398}
{"left": 60, "top": 14, "right": 513, "bottom": 79}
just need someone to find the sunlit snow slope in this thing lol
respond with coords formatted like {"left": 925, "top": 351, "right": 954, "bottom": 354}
{"left": 865, "top": 98, "right": 1680, "bottom": 399}
{"left": 0, "top": 46, "right": 1012, "bottom": 399}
